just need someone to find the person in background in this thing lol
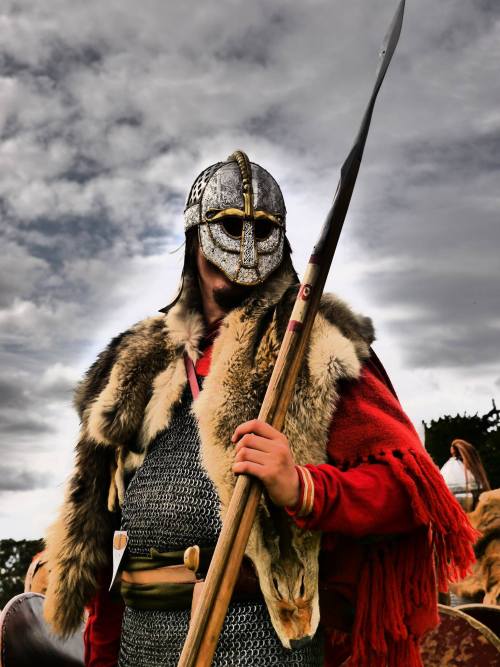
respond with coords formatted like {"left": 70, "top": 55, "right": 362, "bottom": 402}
{"left": 440, "top": 438, "right": 491, "bottom": 511}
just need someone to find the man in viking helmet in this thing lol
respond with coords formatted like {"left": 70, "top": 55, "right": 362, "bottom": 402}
{"left": 43, "top": 152, "right": 476, "bottom": 667}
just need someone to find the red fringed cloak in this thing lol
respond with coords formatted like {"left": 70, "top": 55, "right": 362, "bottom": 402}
{"left": 290, "top": 354, "right": 478, "bottom": 666}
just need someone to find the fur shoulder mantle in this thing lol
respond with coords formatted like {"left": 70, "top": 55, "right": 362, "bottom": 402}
{"left": 44, "top": 262, "right": 374, "bottom": 644}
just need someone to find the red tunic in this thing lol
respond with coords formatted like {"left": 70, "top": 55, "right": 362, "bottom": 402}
{"left": 84, "top": 344, "right": 422, "bottom": 666}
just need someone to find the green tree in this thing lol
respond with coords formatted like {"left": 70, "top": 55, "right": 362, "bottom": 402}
{"left": 0, "top": 538, "right": 44, "bottom": 608}
{"left": 423, "top": 399, "right": 500, "bottom": 489}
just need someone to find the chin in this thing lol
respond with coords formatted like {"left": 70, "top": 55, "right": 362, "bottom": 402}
{"left": 213, "top": 281, "right": 254, "bottom": 310}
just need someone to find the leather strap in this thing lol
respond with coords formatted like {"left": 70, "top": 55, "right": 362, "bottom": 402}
{"left": 119, "top": 556, "right": 263, "bottom": 612}
{"left": 121, "top": 564, "right": 197, "bottom": 586}
{"left": 183, "top": 352, "right": 200, "bottom": 399}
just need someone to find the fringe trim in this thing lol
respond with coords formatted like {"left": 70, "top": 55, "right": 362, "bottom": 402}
{"left": 340, "top": 447, "right": 479, "bottom": 667}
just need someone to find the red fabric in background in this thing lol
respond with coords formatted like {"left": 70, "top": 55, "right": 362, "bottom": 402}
{"left": 83, "top": 347, "right": 421, "bottom": 666}
{"left": 84, "top": 568, "right": 124, "bottom": 667}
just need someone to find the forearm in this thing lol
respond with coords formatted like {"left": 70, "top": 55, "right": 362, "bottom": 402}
{"left": 287, "top": 359, "right": 426, "bottom": 538}
{"left": 286, "top": 461, "right": 422, "bottom": 537}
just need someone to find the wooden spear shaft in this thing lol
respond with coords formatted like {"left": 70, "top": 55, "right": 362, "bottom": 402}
{"left": 178, "top": 3, "right": 405, "bottom": 665}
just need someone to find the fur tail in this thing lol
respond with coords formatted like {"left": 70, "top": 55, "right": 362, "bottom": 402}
{"left": 44, "top": 439, "right": 116, "bottom": 636}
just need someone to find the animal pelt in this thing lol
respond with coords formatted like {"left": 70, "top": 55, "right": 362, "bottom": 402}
{"left": 43, "top": 258, "right": 374, "bottom": 643}
{"left": 450, "top": 488, "right": 500, "bottom": 605}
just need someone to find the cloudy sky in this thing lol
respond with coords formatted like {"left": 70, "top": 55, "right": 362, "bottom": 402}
{"left": 1, "top": 0, "right": 498, "bottom": 539}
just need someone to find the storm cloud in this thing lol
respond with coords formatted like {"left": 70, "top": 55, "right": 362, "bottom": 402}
{"left": 0, "top": 466, "right": 50, "bottom": 492}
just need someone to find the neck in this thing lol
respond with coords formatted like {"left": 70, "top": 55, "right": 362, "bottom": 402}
{"left": 198, "top": 278, "right": 228, "bottom": 327}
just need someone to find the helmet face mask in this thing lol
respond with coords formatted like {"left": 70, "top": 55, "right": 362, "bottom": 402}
{"left": 184, "top": 151, "right": 286, "bottom": 286}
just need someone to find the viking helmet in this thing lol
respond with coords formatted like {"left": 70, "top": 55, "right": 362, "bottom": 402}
{"left": 184, "top": 151, "right": 286, "bottom": 285}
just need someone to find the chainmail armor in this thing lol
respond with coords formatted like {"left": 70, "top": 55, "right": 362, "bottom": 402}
{"left": 120, "top": 386, "right": 221, "bottom": 553}
{"left": 118, "top": 386, "right": 323, "bottom": 666}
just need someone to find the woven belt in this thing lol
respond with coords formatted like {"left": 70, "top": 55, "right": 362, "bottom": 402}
{"left": 119, "top": 546, "right": 262, "bottom": 611}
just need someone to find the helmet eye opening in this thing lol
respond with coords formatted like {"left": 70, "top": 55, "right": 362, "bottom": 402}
{"left": 220, "top": 217, "right": 243, "bottom": 239}
{"left": 254, "top": 219, "right": 273, "bottom": 241}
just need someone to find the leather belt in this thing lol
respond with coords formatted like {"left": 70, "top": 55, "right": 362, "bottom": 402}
{"left": 120, "top": 564, "right": 197, "bottom": 586}
{"left": 119, "top": 546, "right": 262, "bottom": 612}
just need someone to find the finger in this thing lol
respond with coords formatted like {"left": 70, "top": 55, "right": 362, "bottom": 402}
{"left": 235, "top": 433, "right": 276, "bottom": 453}
{"left": 232, "top": 419, "right": 282, "bottom": 443}
{"left": 234, "top": 447, "right": 269, "bottom": 466}
{"left": 232, "top": 460, "right": 267, "bottom": 480}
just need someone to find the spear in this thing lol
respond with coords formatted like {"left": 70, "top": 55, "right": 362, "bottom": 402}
{"left": 178, "top": 2, "right": 406, "bottom": 665}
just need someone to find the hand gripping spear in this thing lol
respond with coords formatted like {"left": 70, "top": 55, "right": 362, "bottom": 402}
{"left": 178, "top": 2, "right": 406, "bottom": 665}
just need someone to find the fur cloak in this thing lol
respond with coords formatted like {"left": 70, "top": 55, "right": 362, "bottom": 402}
{"left": 44, "top": 259, "right": 374, "bottom": 646}
{"left": 44, "top": 258, "right": 477, "bottom": 666}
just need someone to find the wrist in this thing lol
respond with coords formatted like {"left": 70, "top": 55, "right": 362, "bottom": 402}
{"left": 287, "top": 466, "right": 300, "bottom": 508}
{"left": 286, "top": 465, "right": 315, "bottom": 518}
